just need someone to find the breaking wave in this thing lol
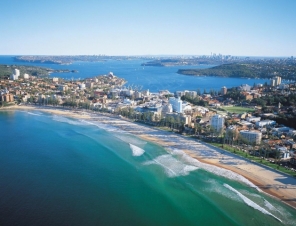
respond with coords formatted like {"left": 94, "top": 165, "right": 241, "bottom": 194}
{"left": 81, "top": 120, "right": 121, "bottom": 132}
{"left": 167, "top": 148, "right": 260, "bottom": 191}
{"left": 129, "top": 143, "right": 145, "bottom": 156}
{"left": 27, "top": 111, "right": 43, "bottom": 116}
{"left": 224, "top": 184, "right": 282, "bottom": 222}
{"left": 115, "top": 134, "right": 147, "bottom": 147}
{"left": 52, "top": 115, "right": 85, "bottom": 126}
{"left": 144, "top": 154, "right": 198, "bottom": 177}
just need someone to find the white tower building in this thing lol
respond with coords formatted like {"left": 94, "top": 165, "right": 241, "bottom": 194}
{"left": 169, "top": 97, "right": 183, "bottom": 113}
{"left": 210, "top": 114, "right": 224, "bottom": 132}
{"left": 10, "top": 68, "right": 20, "bottom": 80}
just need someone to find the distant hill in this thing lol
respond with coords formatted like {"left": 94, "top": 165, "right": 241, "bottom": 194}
{"left": 178, "top": 63, "right": 296, "bottom": 79}
{"left": 0, "top": 64, "right": 52, "bottom": 79}
{"left": 0, "top": 64, "right": 77, "bottom": 79}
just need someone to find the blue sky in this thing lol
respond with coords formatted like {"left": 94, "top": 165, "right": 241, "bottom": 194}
{"left": 0, "top": 0, "right": 295, "bottom": 56}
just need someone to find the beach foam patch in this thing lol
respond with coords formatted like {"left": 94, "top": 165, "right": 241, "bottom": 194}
{"left": 166, "top": 148, "right": 261, "bottom": 191}
{"left": 242, "top": 191, "right": 280, "bottom": 213}
{"left": 115, "top": 134, "right": 147, "bottom": 147}
{"left": 224, "top": 184, "right": 282, "bottom": 222}
{"left": 81, "top": 120, "right": 121, "bottom": 132}
{"left": 52, "top": 115, "right": 85, "bottom": 126}
{"left": 27, "top": 111, "right": 43, "bottom": 116}
{"left": 144, "top": 154, "right": 198, "bottom": 177}
{"left": 129, "top": 143, "right": 145, "bottom": 156}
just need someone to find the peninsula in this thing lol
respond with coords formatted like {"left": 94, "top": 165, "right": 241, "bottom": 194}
{"left": 0, "top": 64, "right": 77, "bottom": 79}
{"left": 178, "top": 60, "right": 296, "bottom": 80}
{"left": 14, "top": 55, "right": 156, "bottom": 65}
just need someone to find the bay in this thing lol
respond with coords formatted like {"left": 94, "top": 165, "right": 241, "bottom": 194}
{"left": 0, "top": 56, "right": 269, "bottom": 92}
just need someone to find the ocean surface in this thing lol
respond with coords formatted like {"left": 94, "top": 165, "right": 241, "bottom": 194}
{"left": 0, "top": 110, "right": 295, "bottom": 226}
{"left": 0, "top": 55, "right": 270, "bottom": 92}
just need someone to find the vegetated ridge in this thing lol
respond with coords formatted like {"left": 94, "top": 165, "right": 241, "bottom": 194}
{"left": 178, "top": 62, "right": 296, "bottom": 80}
{"left": 0, "top": 64, "right": 77, "bottom": 79}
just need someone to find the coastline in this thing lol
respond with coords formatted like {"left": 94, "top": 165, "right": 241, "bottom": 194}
{"left": 2, "top": 105, "right": 296, "bottom": 209}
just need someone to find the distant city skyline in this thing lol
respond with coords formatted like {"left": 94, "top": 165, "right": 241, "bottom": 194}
{"left": 1, "top": 0, "right": 295, "bottom": 57}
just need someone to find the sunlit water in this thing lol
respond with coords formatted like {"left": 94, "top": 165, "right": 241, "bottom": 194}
{"left": 0, "top": 56, "right": 269, "bottom": 92}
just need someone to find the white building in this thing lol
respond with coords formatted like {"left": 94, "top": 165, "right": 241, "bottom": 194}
{"left": 169, "top": 97, "right": 183, "bottom": 113}
{"left": 221, "top": 86, "right": 227, "bottom": 95}
{"left": 275, "top": 146, "right": 290, "bottom": 159}
{"left": 23, "top": 73, "right": 30, "bottom": 79}
{"left": 58, "top": 85, "right": 68, "bottom": 91}
{"left": 239, "top": 84, "right": 251, "bottom": 91}
{"left": 175, "top": 91, "right": 185, "bottom": 97}
{"left": 255, "top": 120, "right": 276, "bottom": 128}
{"left": 10, "top": 68, "right": 20, "bottom": 80}
{"left": 184, "top": 90, "right": 197, "bottom": 98}
{"left": 142, "top": 89, "right": 150, "bottom": 96}
{"left": 161, "top": 104, "right": 173, "bottom": 115}
{"left": 239, "top": 130, "right": 262, "bottom": 144}
{"left": 270, "top": 76, "right": 282, "bottom": 86}
{"left": 210, "top": 114, "right": 224, "bottom": 132}
{"left": 14, "top": 69, "right": 20, "bottom": 77}
{"left": 246, "top": 116, "right": 261, "bottom": 123}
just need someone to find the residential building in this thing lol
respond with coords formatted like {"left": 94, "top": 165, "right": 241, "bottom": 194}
{"left": 255, "top": 120, "right": 276, "bottom": 128}
{"left": 239, "top": 84, "right": 251, "bottom": 92}
{"left": 239, "top": 130, "right": 262, "bottom": 144}
{"left": 23, "top": 73, "right": 30, "bottom": 79}
{"left": 10, "top": 69, "right": 20, "bottom": 80}
{"left": 210, "top": 114, "right": 224, "bottom": 132}
{"left": 270, "top": 76, "right": 282, "bottom": 86}
{"left": 169, "top": 96, "right": 183, "bottom": 113}
{"left": 221, "top": 86, "right": 227, "bottom": 95}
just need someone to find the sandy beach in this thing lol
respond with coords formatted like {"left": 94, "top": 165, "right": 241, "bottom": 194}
{"left": 2, "top": 105, "right": 296, "bottom": 209}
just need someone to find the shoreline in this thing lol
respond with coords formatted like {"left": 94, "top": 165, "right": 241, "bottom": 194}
{"left": 1, "top": 105, "right": 296, "bottom": 209}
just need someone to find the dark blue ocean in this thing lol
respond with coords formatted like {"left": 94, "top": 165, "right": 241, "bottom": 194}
{"left": 0, "top": 55, "right": 269, "bottom": 92}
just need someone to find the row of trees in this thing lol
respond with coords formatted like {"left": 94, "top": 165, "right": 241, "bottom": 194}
{"left": 181, "top": 94, "right": 209, "bottom": 106}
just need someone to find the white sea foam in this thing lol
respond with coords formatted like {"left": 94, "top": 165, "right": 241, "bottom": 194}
{"left": 27, "top": 112, "right": 43, "bottom": 116}
{"left": 243, "top": 192, "right": 280, "bottom": 213}
{"left": 129, "top": 143, "right": 145, "bottom": 156}
{"left": 224, "top": 184, "right": 282, "bottom": 222}
{"left": 203, "top": 179, "right": 242, "bottom": 202}
{"left": 52, "top": 115, "right": 85, "bottom": 126}
{"left": 116, "top": 134, "right": 147, "bottom": 147}
{"left": 166, "top": 148, "right": 260, "bottom": 191}
{"left": 81, "top": 120, "right": 121, "bottom": 132}
{"left": 264, "top": 199, "right": 279, "bottom": 212}
{"left": 144, "top": 154, "right": 198, "bottom": 177}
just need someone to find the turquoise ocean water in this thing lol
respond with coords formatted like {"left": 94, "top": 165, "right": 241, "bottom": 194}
{"left": 0, "top": 111, "right": 295, "bottom": 226}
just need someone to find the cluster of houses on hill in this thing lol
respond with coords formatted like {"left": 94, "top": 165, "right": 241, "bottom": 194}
{"left": 1, "top": 70, "right": 296, "bottom": 163}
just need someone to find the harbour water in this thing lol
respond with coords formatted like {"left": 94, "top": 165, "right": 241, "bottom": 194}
{"left": 0, "top": 110, "right": 295, "bottom": 226}
{"left": 0, "top": 56, "right": 269, "bottom": 92}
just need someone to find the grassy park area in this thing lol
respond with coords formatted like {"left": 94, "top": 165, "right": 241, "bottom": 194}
{"left": 221, "top": 106, "right": 255, "bottom": 114}
{"left": 209, "top": 142, "right": 296, "bottom": 177}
